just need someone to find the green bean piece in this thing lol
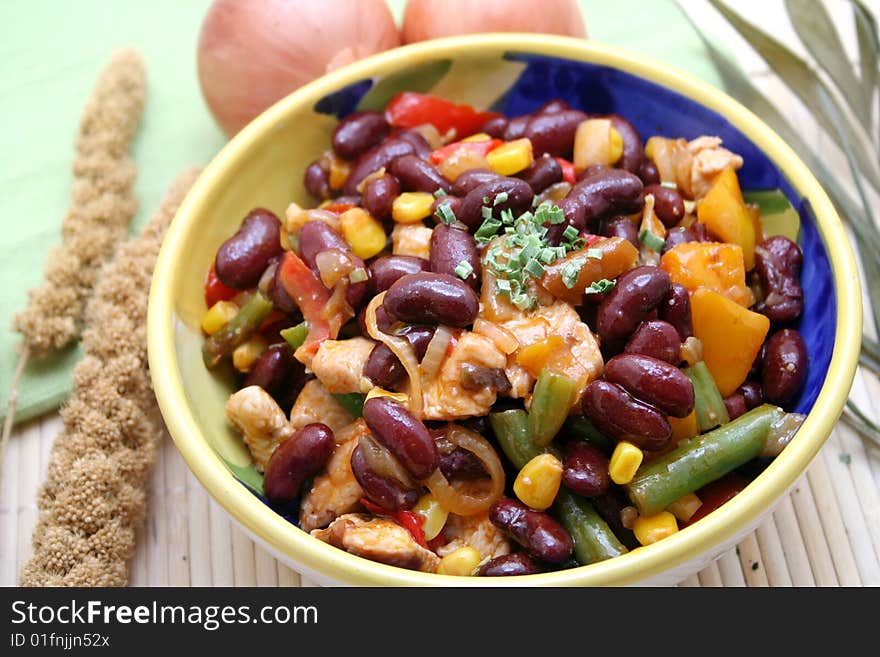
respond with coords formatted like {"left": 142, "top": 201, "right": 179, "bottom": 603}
{"left": 202, "top": 291, "right": 274, "bottom": 369}
{"left": 625, "top": 404, "right": 784, "bottom": 516}
{"left": 333, "top": 393, "right": 365, "bottom": 418}
{"left": 280, "top": 321, "right": 309, "bottom": 350}
{"left": 555, "top": 490, "right": 628, "bottom": 565}
{"left": 528, "top": 369, "right": 580, "bottom": 447}
{"left": 685, "top": 361, "right": 730, "bottom": 432}
{"left": 562, "top": 415, "right": 615, "bottom": 455}
{"left": 490, "top": 409, "right": 541, "bottom": 469}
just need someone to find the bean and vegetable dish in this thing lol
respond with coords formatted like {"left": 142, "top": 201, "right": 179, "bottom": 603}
{"left": 201, "top": 92, "right": 808, "bottom": 576}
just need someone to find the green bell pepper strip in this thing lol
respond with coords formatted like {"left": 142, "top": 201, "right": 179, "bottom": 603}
{"left": 490, "top": 409, "right": 541, "bottom": 470}
{"left": 528, "top": 369, "right": 579, "bottom": 447}
{"left": 685, "top": 361, "right": 730, "bottom": 432}
{"left": 202, "top": 291, "right": 274, "bottom": 369}
{"left": 555, "top": 490, "right": 628, "bottom": 565}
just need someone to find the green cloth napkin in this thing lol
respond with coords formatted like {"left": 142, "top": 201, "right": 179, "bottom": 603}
{"left": 0, "top": 0, "right": 721, "bottom": 425}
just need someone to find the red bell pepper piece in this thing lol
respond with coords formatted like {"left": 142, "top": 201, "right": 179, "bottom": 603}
{"left": 360, "top": 498, "right": 428, "bottom": 548}
{"left": 682, "top": 473, "right": 750, "bottom": 527}
{"left": 556, "top": 157, "right": 577, "bottom": 185}
{"left": 277, "top": 251, "right": 336, "bottom": 363}
{"left": 204, "top": 262, "right": 238, "bottom": 308}
{"left": 385, "top": 92, "right": 501, "bottom": 140}
{"left": 322, "top": 202, "right": 356, "bottom": 214}
{"left": 429, "top": 137, "right": 503, "bottom": 165}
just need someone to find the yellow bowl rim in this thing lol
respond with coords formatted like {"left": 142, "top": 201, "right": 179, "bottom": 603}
{"left": 148, "top": 33, "right": 862, "bottom": 586}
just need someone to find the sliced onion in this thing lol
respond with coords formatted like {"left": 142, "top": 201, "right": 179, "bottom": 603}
{"left": 315, "top": 248, "right": 355, "bottom": 288}
{"left": 359, "top": 433, "right": 418, "bottom": 489}
{"left": 437, "top": 147, "right": 491, "bottom": 181}
{"left": 365, "top": 293, "right": 423, "bottom": 419}
{"left": 425, "top": 425, "right": 505, "bottom": 516}
{"left": 411, "top": 123, "right": 446, "bottom": 149}
{"left": 420, "top": 325, "right": 454, "bottom": 380}
{"left": 680, "top": 336, "right": 703, "bottom": 367}
{"left": 473, "top": 318, "right": 519, "bottom": 355}
{"left": 321, "top": 280, "right": 353, "bottom": 326}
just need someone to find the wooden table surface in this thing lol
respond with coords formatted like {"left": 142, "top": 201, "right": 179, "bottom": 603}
{"left": 2, "top": 1, "right": 879, "bottom": 587}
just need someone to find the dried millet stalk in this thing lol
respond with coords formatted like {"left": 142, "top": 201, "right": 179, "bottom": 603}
{"left": 19, "top": 168, "right": 201, "bottom": 587}
{"left": 13, "top": 48, "right": 145, "bottom": 355}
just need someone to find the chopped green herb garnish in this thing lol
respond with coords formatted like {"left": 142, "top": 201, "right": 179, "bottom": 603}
{"left": 349, "top": 267, "right": 368, "bottom": 284}
{"left": 524, "top": 258, "right": 546, "bottom": 278}
{"left": 660, "top": 181, "right": 678, "bottom": 190}
{"left": 483, "top": 196, "right": 491, "bottom": 204}
{"left": 280, "top": 321, "right": 309, "bottom": 350}
{"left": 493, "top": 192, "right": 509, "bottom": 206}
{"left": 586, "top": 248, "right": 604, "bottom": 260}
{"left": 560, "top": 257, "right": 587, "bottom": 289}
{"left": 586, "top": 278, "right": 616, "bottom": 295}
{"left": 639, "top": 228, "right": 666, "bottom": 253}
{"left": 435, "top": 202, "right": 457, "bottom": 225}
{"left": 454, "top": 260, "right": 474, "bottom": 280}
{"left": 433, "top": 188, "right": 448, "bottom": 198}
{"left": 535, "top": 202, "right": 565, "bottom": 225}
{"left": 475, "top": 218, "right": 503, "bottom": 242}
{"left": 562, "top": 225, "right": 579, "bottom": 242}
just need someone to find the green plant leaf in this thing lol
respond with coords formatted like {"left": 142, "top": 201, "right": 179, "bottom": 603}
{"left": 853, "top": 0, "right": 879, "bottom": 144}
{"left": 784, "top": 0, "right": 872, "bottom": 133}
{"left": 707, "top": 0, "right": 880, "bottom": 193}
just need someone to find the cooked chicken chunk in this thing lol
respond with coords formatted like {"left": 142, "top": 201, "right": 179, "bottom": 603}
{"left": 437, "top": 512, "right": 511, "bottom": 561}
{"left": 309, "top": 337, "right": 373, "bottom": 394}
{"left": 289, "top": 379, "right": 354, "bottom": 433}
{"left": 312, "top": 514, "right": 440, "bottom": 572}
{"left": 421, "top": 332, "right": 507, "bottom": 420}
{"left": 501, "top": 301, "right": 603, "bottom": 400}
{"left": 391, "top": 223, "right": 433, "bottom": 260}
{"left": 226, "top": 386, "right": 295, "bottom": 472}
{"left": 298, "top": 419, "right": 366, "bottom": 532}
{"left": 687, "top": 136, "right": 744, "bottom": 199}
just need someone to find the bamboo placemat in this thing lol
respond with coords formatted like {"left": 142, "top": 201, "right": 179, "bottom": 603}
{"left": 3, "top": 1, "right": 879, "bottom": 588}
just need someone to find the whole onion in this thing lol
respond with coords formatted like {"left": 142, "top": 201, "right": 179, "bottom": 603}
{"left": 198, "top": 0, "right": 401, "bottom": 137}
{"left": 401, "top": 0, "right": 587, "bottom": 44}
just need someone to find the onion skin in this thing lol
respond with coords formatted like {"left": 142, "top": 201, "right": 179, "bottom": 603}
{"left": 402, "top": 0, "right": 586, "bottom": 44}
{"left": 198, "top": 0, "right": 401, "bottom": 137}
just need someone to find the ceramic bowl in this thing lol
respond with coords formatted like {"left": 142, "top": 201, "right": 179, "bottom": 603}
{"left": 148, "top": 34, "right": 861, "bottom": 586}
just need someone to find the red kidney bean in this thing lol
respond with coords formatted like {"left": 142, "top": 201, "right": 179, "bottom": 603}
{"left": 604, "top": 353, "right": 695, "bottom": 418}
{"left": 215, "top": 208, "right": 283, "bottom": 289}
{"left": 581, "top": 380, "right": 672, "bottom": 450}
{"left": 739, "top": 381, "right": 764, "bottom": 409}
{"left": 754, "top": 236, "right": 804, "bottom": 323}
{"left": 558, "top": 167, "right": 644, "bottom": 232}
{"left": 691, "top": 221, "right": 714, "bottom": 242}
{"left": 451, "top": 168, "right": 502, "bottom": 197}
{"left": 395, "top": 128, "right": 433, "bottom": 160}
{"left": 597, "top": 266, "right": 671, "bottom": 343}
{"left": 384, "top": 272, "right": 479, "bottom": 327}
{"left": 723, "top": 392, "right": 748, "bottom": 420}
{"left": 645, "top": 184, "right": 685, "bottom": 227}
{"left": 431, "top": 196, "right": 462, "bottom": 224}
{"left": 659, "top": 283, "right": 693, "bottom": 340}
{"left": 363, "top": 343, "right": 406, "bottom": 389}
{"left": 399, "top": 325, "right": 435, "bottom": 360}
{"left": 243, "top": 343, "right": 297, "bottom": 400}
{"left": 350, "top": 438, "right": 420, "bottom": 511}
{"left": 524, "top": 109, "right": 588, "bottom": 157}
{"left": 591, "top": 488, "right": 640, "bottom": 550}
{"left": 478, "top": 552, "right": 539, "bottom": 577}
{"left": 481, "top": 115, "right": 509, "bottom": 138}
{"left": 639, "top": 159, "right": 660, "bottom": 186}
{"left": 562, "top": 441, "right": 610, "bottom": 497}
{"left": 344, "top": 137, "right": 415, "bottom": 195}
{"left": 489, "top": 498, "right": 573, "bottom": 564}
{"left": 362, "top": 396, "right": 439, "bottom": 480}
{"left": 265, "top": 257, "right": 299, "bottom": 315}
{"left": 439, "top": 446, "right": 488, "bottom": 481}
{"left": 663, "top": 226, "right": 696, "bottom": 254}
{"left": 369, "top": 255, "right": 430, "bottom": 294}
{"left": 517, "top": 154, "right": 563, "bottom": 193}
{"left": 332, "top": 111, "right": 390, "bottom": 161}
{"left": 390, "top": 154, "right": 453, "bottom": 194}
{"left": 537, "top": 99, "right": 571, "bottom": 114}
{"left": 762, "top": 329, "right": 808, "bottom": 405}
{"left": 430, "top": 224, "right": 480, "bottom": 288}
{"left": 457, "top": 177, "right": 534, "bottom": 230}
{"left": 304, "top": 160, "right": 331, "bottom": 200}
{"left": 459, "top": 364, "right": 511, "bottom": 395}
{"left": 624, "top": 320, "right": 681, "bottom": 364}
{"left": 503, "top": 114, "right": 531, "bottom": 141}
{"left": 602, "top": 114, "right": 643, "bottom": 173}
{"left": 601, "top": 215, "right": 639, "bottom": 248}
{"left": 263, "top": 423, "right": 335, "bottom": 505}
{"left": 298, "top": 221, "right": 349, "bottom": 270}
{"left": 358, "top": 303, "right": 396, "bottom": 337}
{"left": 362, "top": 174, "right": 401, "bottom": 220}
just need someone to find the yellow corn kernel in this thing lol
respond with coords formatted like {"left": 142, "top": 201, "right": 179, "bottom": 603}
{"left": 232, "top": 335, "right": 268, "bottom": 373}
{"left": 327, "top": 153, "right": 351, "bottom": 191}
{"left": 609, "top": 441, "right": 644, "bottom": 485}
{"left": 462, "top": 132, "right": 492, "bottom": 142}
{"left": 573, "top": 119, "right": 624, "bottom": 172}
{"left": 339, "top": 207, "right": 387, "bottom": 259}
{"left": 437, "top": 546, "right": 481, "bottom": 577}
{"left": 413, "top": 494, "right": 449, "bottom": 541}
{"left": 514, "top": 453, "right": 563, "bottom": 511}
{"left": 486, "top": 138, "right": 534, "bottom": 176}
{"left": 633, "top": 511, "right": 679, "bottom": 546}
{"left": 667, "top": 493, "right": 703, "bottom": 523}
{"left": 392, "top": 192, "right": 435, "bottom": 224}
{"left": 364, "top": 387, "right": 410, "bottom": 405}
{"left": 201, "top": 300, "right": 239, "bottom": 335}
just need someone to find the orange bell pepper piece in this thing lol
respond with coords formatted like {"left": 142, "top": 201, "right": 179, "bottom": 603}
{"left": 660, "top": 241, "right": 754, "bottom": 307}
{"left": 696, "top": 168, "right": 757, "bottom": 270}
